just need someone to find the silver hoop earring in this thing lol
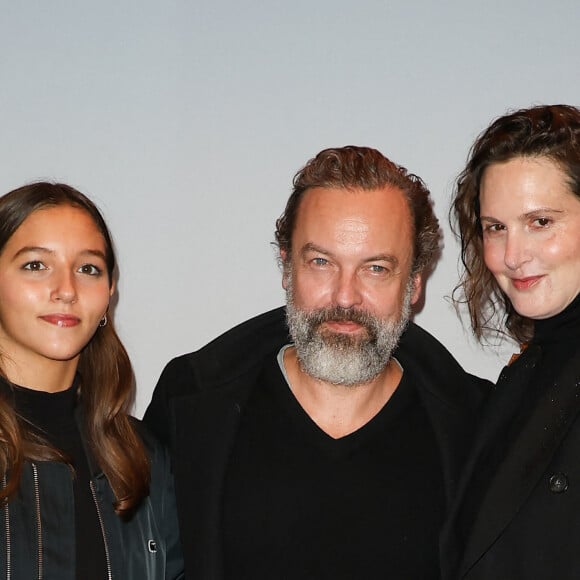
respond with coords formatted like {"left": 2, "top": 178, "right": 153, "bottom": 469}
{"left": 99, "top": 314, "right": 108, "bottom": 327}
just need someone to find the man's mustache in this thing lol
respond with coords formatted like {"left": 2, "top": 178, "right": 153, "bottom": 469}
{"left": 309, "top": 306, "right": 375, "bottom": 328}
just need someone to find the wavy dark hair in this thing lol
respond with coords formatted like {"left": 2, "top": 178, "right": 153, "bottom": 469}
{"left": 275, "top": 146, "right": 440, "bottom": 275}
{"left": 0, "top": 182, "right": 149, "bottom": 518}
{"left": 451, "top": 104, "right": 580, "bottom": 343}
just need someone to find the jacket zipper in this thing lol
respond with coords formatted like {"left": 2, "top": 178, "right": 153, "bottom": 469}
{"left": 90, "top": 480, "right": 113, "bottom": 580}
{"left": 31, "top": 463, "right": 42, "bottom": 580}
{"left": 2, "top": 476, "right": 10, "bottom": 580}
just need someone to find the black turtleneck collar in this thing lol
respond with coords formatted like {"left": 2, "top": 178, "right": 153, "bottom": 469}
{"left": 0, "top": 376, "right": 79, "bottom": 433}
{"left": 533, "top": 293, "right": 580, "bottom": 346}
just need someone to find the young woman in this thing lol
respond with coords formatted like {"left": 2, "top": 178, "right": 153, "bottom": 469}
{"left": 0, "top": 182, "right": 183, "bottom": 579}
{"left": 443, "top": 104, "right": 580, "bottom": 579}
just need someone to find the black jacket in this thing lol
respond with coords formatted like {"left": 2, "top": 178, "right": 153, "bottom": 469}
{"left": 441, "top": 340, "right": 580, "bottom": 579}
{"left": 144, "top": 306, "right": 488, "bottom": 580}
{"left": 0, "top": 421, "right": 184, "bottom": 580}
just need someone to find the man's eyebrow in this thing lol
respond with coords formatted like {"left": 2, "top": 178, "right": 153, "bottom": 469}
{"left": 364, "top": 253, "right": 399, "bottom": 267}
{"left": 300, "top": 242, "right": 333, "bottom": 256}
{"left": 300, "top": 244, "right": 399, "bottom": 266}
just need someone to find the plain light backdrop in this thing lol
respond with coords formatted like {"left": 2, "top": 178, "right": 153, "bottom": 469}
{"left": 1, "top": 0, "right": 578, "bottom": 415}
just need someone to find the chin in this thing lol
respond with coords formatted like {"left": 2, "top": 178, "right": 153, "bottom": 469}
{"left": 42, "top": 345, "right": 84, "bottom": 362}
{"left": 507, "top": 292, "right": 555, "bottom": 320}
{"left": 512, "top": 303, "right": 561, "bottom": 321}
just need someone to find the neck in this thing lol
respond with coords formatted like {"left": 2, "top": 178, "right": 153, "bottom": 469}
{"left": 533, "top": 292, "right": 580, "bottom": 345}
{"left": 283, "top": 346, "right": 402, "bottom": 438}
{"left": 2, "top": 356, "right": 79, "bottom": 393}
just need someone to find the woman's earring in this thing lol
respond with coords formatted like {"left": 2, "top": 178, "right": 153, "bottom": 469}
{"left": 99, "top": 314, "right": 108, "bottom": 327}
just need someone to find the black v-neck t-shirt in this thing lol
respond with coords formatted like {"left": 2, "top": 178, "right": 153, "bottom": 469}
{"left": 222, "top": 355, "right": 445, "bottom": 579}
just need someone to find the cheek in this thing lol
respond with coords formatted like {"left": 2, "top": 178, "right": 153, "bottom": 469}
{"left": 372, "top": 285, "right": 408, "bottom": 314}
{"left": 1, "top": 285, "right": 40, "bottom": 311}
{"left": 482, "top": 240, "right": 503, "bottom": 273}
{"left": 291, "top": 272, "right": 331, "bottom": 306}
{"left": 84, "top": 284, "right": 112, "bottom": 315}
{"left": 542, "top": 235, "right": 580, "bottom": 264}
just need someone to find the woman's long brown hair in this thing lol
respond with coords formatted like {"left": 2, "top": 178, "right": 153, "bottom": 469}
{"left": 0, "top": 182, "right": 149, "bottom": 518}
{"left": 450, "top": 104, "right": 580, "bottom": 343}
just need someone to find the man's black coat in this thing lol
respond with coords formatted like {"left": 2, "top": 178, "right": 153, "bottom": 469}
{"left": 144, "top": 307, "right": 488, "bottom": 579}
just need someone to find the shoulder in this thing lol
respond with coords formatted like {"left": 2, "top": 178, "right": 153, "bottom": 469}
{"left": 188, "top": 306, "right": 288, "bottom": 377}
{"left": 143, "top": 307, "right": 288, "bottom": 443}
{"left": 132, "top": 418, "right": 169, "bottom": 469}
{"left": 158, "top": 306, "right": 289, "bottom": 397}
{"left": 396, "top": 321, "right": 490, "bottom": 410}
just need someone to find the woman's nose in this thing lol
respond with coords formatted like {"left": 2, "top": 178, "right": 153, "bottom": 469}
{"left": 50, "top": 270, "right": 78, "bottom": 303}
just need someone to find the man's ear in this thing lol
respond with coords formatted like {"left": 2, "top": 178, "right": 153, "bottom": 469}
{"left": 410, "top": 273, "right": 422, "bottom": 305}
{"left": 280, "top": 249, "right": 289, "bottom": 290}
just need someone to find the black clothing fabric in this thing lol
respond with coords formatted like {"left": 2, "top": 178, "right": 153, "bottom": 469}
{"left": 0, "top": 378, "right": 185, "bottom": 580}
{"left": 441, "top": 294, "right": 580, "bottom": 579}
{"left": 12, "top": 380, "right": 107, "bottom": 580}
{"left": 144, "top": 306, "right": 489, "bottom": 580}
{"left": 222, "top": 355, "right": 445, "bottom": 579}
{"left": 534, "top": 292, "right": 580, "bottom": 344}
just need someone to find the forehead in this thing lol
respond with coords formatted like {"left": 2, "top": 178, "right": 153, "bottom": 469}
{"left": 292, "top": 186, "right": 414, "bottom": 253}
{"left": 480, "top": 156, "right": 574, "bottom": 212}
{"left": 8, "top": 205, "right": 105, "bottom": 248}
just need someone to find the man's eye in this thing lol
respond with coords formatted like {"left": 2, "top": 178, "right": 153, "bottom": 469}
{"left": 312, "top": 258, "right": 328, "bottom": 266}
{"left": 369, "top": 264, "right": 387, "bottom": 273}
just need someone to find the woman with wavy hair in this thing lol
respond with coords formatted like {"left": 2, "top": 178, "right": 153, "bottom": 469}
{"left": 443, "top": 105, "right": 580, "bottom": 579}
{"left": 0, "top": 182, "right": 183, "bottom": 579}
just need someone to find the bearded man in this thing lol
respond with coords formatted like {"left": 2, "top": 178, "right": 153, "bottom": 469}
{"left": 144, "top": 146, "right": 488, "bottom": 580}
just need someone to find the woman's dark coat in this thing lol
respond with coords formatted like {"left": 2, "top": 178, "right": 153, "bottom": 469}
{"left": 441, "top": 340, "right": 580, "bottom": 579}
{"left": 0, "top": 422, "right": 184, "bottom": 580}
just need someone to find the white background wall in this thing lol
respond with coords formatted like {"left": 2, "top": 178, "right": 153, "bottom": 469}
{"left": 1, "top": 0, "right": 578, "bottom": 416}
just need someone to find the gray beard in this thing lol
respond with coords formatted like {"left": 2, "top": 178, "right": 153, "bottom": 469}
{"left": 285, "top": 278, "right": 413, "bottom": 386}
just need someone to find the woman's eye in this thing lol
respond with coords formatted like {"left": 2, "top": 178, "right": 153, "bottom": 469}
{"left": 534, "top": 217, "right": 551, "bottom": 227}
{"left": 78, "top": 264, "right": 102, "bottom": 276}
{"left": 483, "top": 223, "right": 504, "bottom": 233}
{"left": 22, "top": 261, "right": 46, "bottom": 271}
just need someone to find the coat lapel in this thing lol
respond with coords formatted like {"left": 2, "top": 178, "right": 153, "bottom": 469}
{"left": 459, "top": 345, "right": 580, "bottom": 576}
{"left": 441, "top": 347, "right": 539, "bottom": 572}
{"left": 170, "top": 379, "right": 255, "bottom": 580}
{"left": 395, "top": 322, "right": 487, "bottom": 510}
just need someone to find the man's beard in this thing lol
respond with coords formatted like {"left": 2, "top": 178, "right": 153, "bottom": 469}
{"left": 285, "top": 277, "right": 414, "bottom": 386}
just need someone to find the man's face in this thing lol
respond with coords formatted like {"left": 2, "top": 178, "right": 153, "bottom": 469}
{"left": 282, "top": 186, "right": 421, "bottom": 385}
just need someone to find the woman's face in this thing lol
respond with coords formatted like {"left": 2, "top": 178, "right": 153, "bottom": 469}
{"left": 480, "top": 156, "right": 580, "bottom": 320}
{"left": 0, "top": 205, "right": 113, "bottom": 385}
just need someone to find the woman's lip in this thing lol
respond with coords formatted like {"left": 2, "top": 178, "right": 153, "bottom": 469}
{"left": 40, "top": 314, "right": 81, "bottom": 327}
{"left": 511, "top": 275, "right": 544, "bottom": 291}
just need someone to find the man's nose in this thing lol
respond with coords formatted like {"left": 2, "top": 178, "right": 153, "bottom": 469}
{"left": 332, "top": 270, "right": 363, "bottom": 308}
